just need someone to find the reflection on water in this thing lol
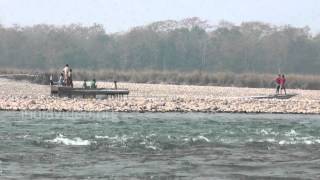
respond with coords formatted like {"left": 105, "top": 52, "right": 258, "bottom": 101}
{"left": 1, "top": 112, "right": 320, "bottom": 179}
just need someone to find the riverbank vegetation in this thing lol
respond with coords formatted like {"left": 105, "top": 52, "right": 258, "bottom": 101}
{"left": 1, "top": 18, "right": 320, "bottom": 89}
{"left": 1, "top": 19, "right": 320, "bottom": 74}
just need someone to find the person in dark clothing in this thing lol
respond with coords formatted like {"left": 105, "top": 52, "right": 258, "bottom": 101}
{"left": 275, "top": 74, "right": 281, "bottom": 94}
{"left": 68, "top": 69, "right": 73, "bottom": 88}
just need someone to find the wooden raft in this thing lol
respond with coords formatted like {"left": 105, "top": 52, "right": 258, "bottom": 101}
{"left": 252, "top": 93, "right": 298, "bottom": 100}
{"left": 51, "top": 86, "right": 129, "bottom": 98}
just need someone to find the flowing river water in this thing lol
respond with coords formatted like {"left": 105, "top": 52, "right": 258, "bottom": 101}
{"left": 0, "top": 111, "right": 320, "bottom": 179}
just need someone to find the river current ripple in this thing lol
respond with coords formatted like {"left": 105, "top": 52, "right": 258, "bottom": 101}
{"left": 0, "top": 112, "right": 320, "bottom": 179}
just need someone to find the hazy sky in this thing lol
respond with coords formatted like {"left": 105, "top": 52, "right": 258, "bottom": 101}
{"left": 0, "top": 0, "right": 319, "bottom": 33}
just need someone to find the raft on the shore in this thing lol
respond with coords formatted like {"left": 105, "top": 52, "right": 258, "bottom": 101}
{"left": 252, "top": 93, "right": 298, "bottom": 100}
{"left": 51, "top": 86, "right": 129, "bottom": 98}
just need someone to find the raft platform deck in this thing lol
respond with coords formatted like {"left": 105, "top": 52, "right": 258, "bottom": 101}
{"left": 252, "top": 93, "right": 298, "bottom": 100}
{"left": 51, "top": 86, "right": 129, "bottom": 98}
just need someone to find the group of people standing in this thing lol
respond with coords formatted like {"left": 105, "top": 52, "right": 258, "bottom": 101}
{"left": 275, "top": 74, "right": 286, "bottom": 95}
{"left": 51, "top": 64, "right": 97, "bottom": 89}
{"left": 58, "top": 64, "right": 73, "bottom": 87}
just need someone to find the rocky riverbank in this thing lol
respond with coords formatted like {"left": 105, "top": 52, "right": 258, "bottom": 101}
{"left": 1, "top": 78, "right": 320, "bottom": 114}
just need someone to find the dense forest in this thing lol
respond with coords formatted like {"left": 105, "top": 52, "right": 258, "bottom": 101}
{"left": 0, "top": 18, "right": 320, "bottom": 74}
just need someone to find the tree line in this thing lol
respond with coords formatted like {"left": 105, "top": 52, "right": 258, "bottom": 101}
{"left": 0, "top": 21, "right": 320, "bottom": 74}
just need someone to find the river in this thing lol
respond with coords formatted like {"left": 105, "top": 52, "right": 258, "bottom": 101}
{"left": 0, "top": 112, "right": 320, "bottom": 179}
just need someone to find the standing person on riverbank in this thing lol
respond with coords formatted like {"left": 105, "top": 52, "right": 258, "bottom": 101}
{"left": 280, "top": 74, "right": 287, "bottom": 95}
{"left": 58, "top": 73, "right": 64, "bottom": 86}
{"left": 68, "top": 69, "right": 73, "bottom": 88}
{"left": 275, "top": 74, "right": 281, "bottom": 94}
{"left": 62, "top": 64, "right": 69, "bottom": 86}
{"left": 50, "top": 74, "right": 54, "bottom": 85}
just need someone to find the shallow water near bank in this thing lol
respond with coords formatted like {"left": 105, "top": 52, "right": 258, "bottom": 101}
{"left": 0, "top": 112, "right": 320, "bottom": 179}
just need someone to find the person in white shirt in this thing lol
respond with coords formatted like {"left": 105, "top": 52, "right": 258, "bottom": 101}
{"left": 62, "top": 64, "right": 69, "bottom": 86}
{"left": 58, "top": 73, "right": 64, "bottom": 86}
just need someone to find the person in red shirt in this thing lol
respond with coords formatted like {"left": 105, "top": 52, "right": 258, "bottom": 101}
{"left": 280, "top": 74, "right": 286, "bottom": 95}
{"left": 275, "top": 74, "right": 281, "bottom": 94}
